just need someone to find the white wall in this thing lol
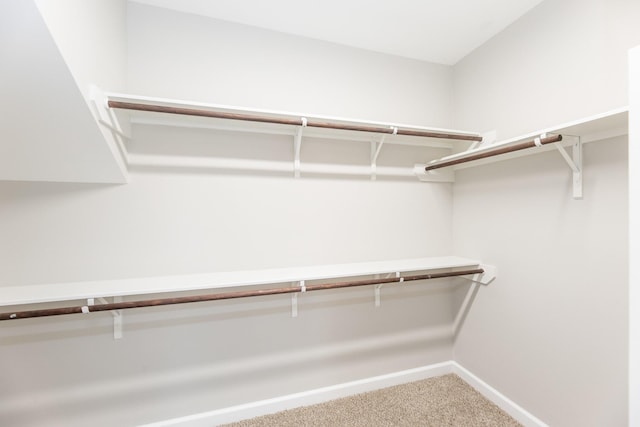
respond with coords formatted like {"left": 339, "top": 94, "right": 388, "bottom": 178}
{"left": 0, "top": 0, "right": 128, "bottom": 184}
{"left": 452, "top": 139, "right": 628, "bottom": 426}
{"left": 0, "top": 5, "right": 459, "bottom": 426}
{"left": 35, "top": 0, "right": 127, "bottom": 98}
{"left": 629, "top": 45, "right": 640, "bottom": 427}
{"left": 35, "top": 0, "right": 130, "bottom": 180}
{"left": 126, "top": 2, "right": 454, "bottom": 127}
{"left": 4, "top": 1, "right": 637, "bottom": 425}
{"left": 454, "top": 0, "right": 640, "bottom": 140}
{"left": 452, "top": 0, "right": 639, "bottom": 425}
{"left": 0, "top": 139, "right": 456, "bottom": 427}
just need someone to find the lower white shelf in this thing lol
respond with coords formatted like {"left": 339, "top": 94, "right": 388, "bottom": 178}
{"left": 0, "top": 256, "right": 489, "bottom": 307}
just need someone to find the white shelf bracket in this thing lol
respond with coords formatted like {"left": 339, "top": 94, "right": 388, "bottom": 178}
{"left": 459, "top": 264, "right": 497, "bottom": 286}
{"left": 90, "top": 297, "right": 123, "bottom": 339}
{"left": 370, "top": 141, "right": 377, "bottom": 181}
{"left": 370, "top": 134, "right": 388, "bottom": 181}
{"left": 470, "top": 130, "right": 496, "bottom": 150}
{"left": 373, "top": 272, "right": 396, "bottom": 307}
{"left": 554, "top": 135, "right": 583, "bottom": 199}
{"left": 291, "top": 280, "right": 305, "bottom": 317}
{"left": 374, "top": 284, "right": 383, "bottom": 307}
{"left": 89, "top": 86, "right": 130, "bottom": 163}
{"left": 291, "top": 293, "right": 297, "bottom": 317}
{"left": 112, "top": 296, "right": 123, "bottom": 340}
{"left": 373, "top": 274, "right": 383, "bottom": 307}
{"left": 293, "top": 118, "right": 307, "bottom": 178}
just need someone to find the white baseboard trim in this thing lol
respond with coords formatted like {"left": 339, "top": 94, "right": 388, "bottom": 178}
{"left": 452, "top": 362, "right": 548, "bottom": 427}
{"left": 140, "top": 361, "right": 546, "bottom": 427}
{"left": 139, "top": 362, "right": 453, "bottom": 427}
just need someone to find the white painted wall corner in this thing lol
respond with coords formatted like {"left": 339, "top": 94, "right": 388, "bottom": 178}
{"left": 139, "top": 361, "right": 547, "bottom": 427}
{"left": 451, "top": 362, "right": 548, "bottom": 427}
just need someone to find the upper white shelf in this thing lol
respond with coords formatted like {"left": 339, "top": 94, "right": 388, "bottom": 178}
{"left": 105, "top": 92, "right": 482, "bottom": 149}
{"left": 0, "top": 256, "right": 484, "bottom": 307}
{"left": 432, "top": 107, "right": 628, "bottom": 171}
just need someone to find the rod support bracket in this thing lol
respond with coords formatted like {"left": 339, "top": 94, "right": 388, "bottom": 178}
{"left": 554, "top": 135, "right": 582, "bottom": 199}
{"left": 370, "top": 135, "right": 388, "bottom": 181}
{"left": 293, "top": 119, "right": 306, "bottom": 178}
{"left": 459, "top": 264, "right": 497, "bottom": 285}
{"left": 89, "top": 86, "right": 130, "bottom": 163}
{"left": 374, "top": 284, "right": 383, "bottom": 307}
{"left": 373, "top": 272, "right": 398, "bottom": 307}
{"left": 291, "top": 281, "right": 305, "bottom": 317}
{"left": 89, "top": 297, "right": 123, "bottom": 339}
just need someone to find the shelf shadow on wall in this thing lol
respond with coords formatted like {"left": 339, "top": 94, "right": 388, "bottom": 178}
{"left": 127, "top": 162, "right": 421, "bottom": 183}
{"left": 126, "top": 125, "right": 434, "bottom": 182}
{"left": 452, "top": 280, "right": 482, "bottom": 340}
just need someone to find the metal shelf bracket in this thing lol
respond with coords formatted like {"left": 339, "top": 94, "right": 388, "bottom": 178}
{"left": 291, "top": 280, "right": 305, "bottom": 317}
{"left": 89, "top": 86, "right": 130, "bottom": 163}
{"left": 459, "top": 264, "right": 497, "bottom": 285}
{"left": 554, "top": 135, "right": 583, "bottom": 199}
{"left": 371, "top": 131, "right": 391, "bottom": 180}
{"left": 293, "top": 119, "right": 307, "bottom": 178}
{"left": 374, "top": 271, "right": 400, "bottom": 307}
{"left": 88, "top": 297, "right": 123, "bottom": 340}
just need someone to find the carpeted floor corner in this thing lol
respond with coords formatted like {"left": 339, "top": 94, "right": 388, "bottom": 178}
{"left": 223, "top": 374, "right": 522, "bottom": 427}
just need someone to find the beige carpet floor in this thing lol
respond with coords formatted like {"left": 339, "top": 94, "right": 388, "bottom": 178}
{"left": 223, "top": 374, "right": 522, "bottom": 427}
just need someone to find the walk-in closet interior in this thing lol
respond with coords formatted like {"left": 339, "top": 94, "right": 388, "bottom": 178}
{"left": 1, "top": 0, "right": 640, "bottom": 426}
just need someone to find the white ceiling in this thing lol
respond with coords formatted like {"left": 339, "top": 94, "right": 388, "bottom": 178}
{"left": 131, "top": 0, "right": 543, "bottom": 64}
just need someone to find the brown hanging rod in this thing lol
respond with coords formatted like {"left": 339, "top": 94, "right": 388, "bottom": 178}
{"left": 0, "top": 268, "right": 483, "bottom": 321}
{"left": 424, "top": 134, "right": 564, "bottom": 171}
{"left": 108, "top": 100, "right": 483, "bottom": 142}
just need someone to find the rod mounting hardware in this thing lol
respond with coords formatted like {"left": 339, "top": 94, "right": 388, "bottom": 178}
{"left": 89, "top": 297, "right": 123, "bottom": 339}
{"left": 373, "top": 273, "right": 393, "bottom": 307}
{"left": 374, "top": 283, "right": 383, "bottom": 307}
{"left": 370, "top": 135, "right": 387, "bottom": 181}
{"left": 292, "top": 280, "right": 306, "bottom": 317}
{"left": 459, "top": 264, "right": 497, "bottom": 285}
{"left": 293, "top": 122, "right": 305, "bottom": 178}
{"left": 89, "top": 86, "right": 130, "bottom": 164}
{"left": 553, "top": 135, "right": 582, "bottom": 199}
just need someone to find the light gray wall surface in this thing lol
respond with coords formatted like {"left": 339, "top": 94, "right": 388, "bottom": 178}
{"left": 2, "top": 1, "right": 639, "bottom": 425}
{"left": 629, "top": 44, "right": 640, "bottom": 427}
{"left": 452, "top": 0, "right": 639, "bottom": 425}
{"left": 0, "top": 4, "right": 458, "bottom": 426}
{"left": 127, "top": 2, "right": 455, "bottom": 128}
{"left": 452, "top": 139, "right": 628, "bottom": 426}
{"left": 454, "top": 0, "right": 640, "bottom": 140}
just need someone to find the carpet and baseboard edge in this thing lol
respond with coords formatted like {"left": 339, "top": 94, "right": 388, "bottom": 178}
{"left": 139, "top": 361, "right": 547, "bottom": 427}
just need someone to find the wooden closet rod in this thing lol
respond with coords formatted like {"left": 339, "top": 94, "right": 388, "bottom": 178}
{"left": 108, "top": 100, "right": 483, "bottom": 142}
{"left": 424, "top": 134, "right": 563, "bottom": 171}
{"left": 0, "top": 268, "right": 483, "bottom": 321}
